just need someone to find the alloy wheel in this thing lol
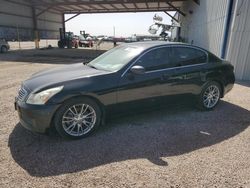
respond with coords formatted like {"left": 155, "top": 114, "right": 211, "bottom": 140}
{"left": 62, "top": 104, "right": 96, "bottom": 136}
{"left": 203, "top": 85, "right": 220, "bottom": 108}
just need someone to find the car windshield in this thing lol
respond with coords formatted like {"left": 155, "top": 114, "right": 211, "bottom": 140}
{"left": 87, "top": 45, "right": 144, "bottom": 72}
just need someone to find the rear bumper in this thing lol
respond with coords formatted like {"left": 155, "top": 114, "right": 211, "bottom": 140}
{"left": 223, "top": 71, "right": 235, "bottom": 96}
{"left": 15, "top": 99, "right": 59, "bottom": 133}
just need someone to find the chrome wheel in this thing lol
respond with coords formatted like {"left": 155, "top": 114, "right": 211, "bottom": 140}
{"left": 203, "top": 85, "right": 220, "bottom": 108}
{"left": 62, "top": 104, "right": 96, "bottom": 136}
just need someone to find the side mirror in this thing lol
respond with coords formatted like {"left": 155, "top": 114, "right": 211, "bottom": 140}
{"left": 130, "top": 65, "right": 145, "bottom": 75}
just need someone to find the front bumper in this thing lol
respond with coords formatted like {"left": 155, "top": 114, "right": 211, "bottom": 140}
{"left": 15, "top": 99, "right": 59, "bottom": 133}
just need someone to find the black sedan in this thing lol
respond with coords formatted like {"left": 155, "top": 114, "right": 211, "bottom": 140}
{"left": 15, "top": 42, "right": 235, "bottom": 139}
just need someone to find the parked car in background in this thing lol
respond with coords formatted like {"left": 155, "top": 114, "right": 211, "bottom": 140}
{"left": 79, "top": 36, "right": 93, "bottom": 48}
{"left": 125, "top": 36, "right": 137, "bottom": 43}
{"left": 0, "top": 39, "right": 10, "bottom": 53}
{"left": 96, "top": 35, "right": 107, "bottom": 41}
{"left": 15, "top": 41, "right": 235, "bottom": 139}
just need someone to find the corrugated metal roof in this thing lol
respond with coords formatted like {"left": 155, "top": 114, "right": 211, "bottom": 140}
{"left": 25, "top": 0, "right": 187, "bottom": 14}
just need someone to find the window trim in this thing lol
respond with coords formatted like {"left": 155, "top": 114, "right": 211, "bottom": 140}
{"left": 121, "top": 45, "right": 209, "bottom": 77}
{"left": 145, "top": 62, "right": 207, "bottom": 74}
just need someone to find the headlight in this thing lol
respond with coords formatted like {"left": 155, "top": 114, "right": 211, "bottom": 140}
{"left": 26, "top": 86, "right": 63, "bottom": 105}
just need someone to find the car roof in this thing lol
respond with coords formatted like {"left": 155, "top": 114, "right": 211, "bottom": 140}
{"left": 122, "top": 41, "right": 204, "bottom": 51}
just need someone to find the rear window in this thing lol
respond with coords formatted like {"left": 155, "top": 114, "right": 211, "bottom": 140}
{"left": 209, "top": 53, "right": 221, "bottom": 63}
{"left": 170, "top": 47, "right": 207, "bottom": 66}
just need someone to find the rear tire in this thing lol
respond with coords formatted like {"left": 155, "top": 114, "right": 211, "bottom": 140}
{"left": 58, "top": 41, "right": 64, "bottom": 48}
{"left": 1, "top": 46, "right": 7, "bottom": 53}
{"left": 197, "top": 81, "right": 221, "bottom": 110}
{"left": 54, "top": 97, "right": 102, "bottom": 139}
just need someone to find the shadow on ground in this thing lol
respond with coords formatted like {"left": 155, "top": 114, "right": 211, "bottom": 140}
{"left": 8, "top": 101, "right": 250, "bottom": 177}
{"left": 0, "top": 48, "right": 105, "bottom": 64}
{"left": 236, "top": 81, "right": 250, "bottom": 87}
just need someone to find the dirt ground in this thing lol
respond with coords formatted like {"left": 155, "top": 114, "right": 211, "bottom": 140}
{"left": 0, "top": 49, "right": 250, "bottom": 188}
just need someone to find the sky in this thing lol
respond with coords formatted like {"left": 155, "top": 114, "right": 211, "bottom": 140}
{"left": 65, "top": 11, "right": 175, "bottom": 37}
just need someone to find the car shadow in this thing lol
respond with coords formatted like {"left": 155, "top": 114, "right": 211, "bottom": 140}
{"left": 8, "top": 101, "right": 250, "bottom": 177}
{"left": 236, "top": 81, "right": 250, "bottom": 88}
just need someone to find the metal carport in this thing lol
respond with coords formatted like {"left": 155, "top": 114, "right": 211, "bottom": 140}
{"left": 23, "top": 0, "right": 200, "bottom": 47}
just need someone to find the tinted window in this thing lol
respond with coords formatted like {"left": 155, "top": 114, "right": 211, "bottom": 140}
{"left": 137, "top": 47, "right": 172, "bottom": 71}
{"left": 170, "top": 47, "right": 207, "bottom": 66}
{"left": 209, "top": 53, "right": 221, "bottom": 63}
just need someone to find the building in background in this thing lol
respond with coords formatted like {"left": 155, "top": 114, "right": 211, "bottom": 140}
{"left": 0, "top": 0, "right": 62, "bottom": 41}
{"left": 171, "top": 0, "right": 250, "bottom": 80}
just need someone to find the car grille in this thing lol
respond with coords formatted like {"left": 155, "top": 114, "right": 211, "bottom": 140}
{"left": 17, "top": 86, "right": 28, "bottom": 102}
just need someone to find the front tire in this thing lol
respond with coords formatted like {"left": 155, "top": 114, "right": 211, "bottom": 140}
{"left": 54, "top": 98, "right": 101, "bottom": 139}
{"left": 197, "top": 81, "right": 221, "bottom": 110}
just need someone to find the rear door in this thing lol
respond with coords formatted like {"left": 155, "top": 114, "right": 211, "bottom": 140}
{"left": 169, "top": 46, "right": 208, "bottom": 95}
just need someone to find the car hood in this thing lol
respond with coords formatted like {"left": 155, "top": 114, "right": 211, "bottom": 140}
{"left": 24, "top": 63, "right": 108, "bottom": 92}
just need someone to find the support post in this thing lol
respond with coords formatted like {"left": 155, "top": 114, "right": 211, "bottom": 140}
{"left": 32, "top": 7, "right": 39, "bottom": 49}
{"left": 62, "top": 13, "right": 65, "bottom": 30}
{"left": 221, "top": 0, "right": 234, "bottom": 59}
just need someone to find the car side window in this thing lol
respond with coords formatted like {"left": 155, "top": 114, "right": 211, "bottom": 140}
{"left": 170, "top": 47, "right": 207, "bottom": 66}
{"left": 136, "top": 47, "right": 172, "bottom": 71}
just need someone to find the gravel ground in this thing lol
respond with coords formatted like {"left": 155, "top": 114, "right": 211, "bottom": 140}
{"left": 8, "top": 40, "right": 115, "bottom": 51}
{"left": 0, "top": 50, "right": 250, "bottom": 188}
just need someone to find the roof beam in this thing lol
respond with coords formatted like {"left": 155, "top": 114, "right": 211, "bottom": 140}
{"left": 133, "top": 3, "right": 138, "bottom": 9}
{"left": 97, "top": 4, "right": 109, "bottom": 10}
{"left": 36, "top": 6, "right": 52, "bottom": 17}
{"left": 29, "top": 0, "right": 184, "bottom": 7}
{"left": 84, "top": 4, "right": 98, "bottom": 10}
{"left": 145, "top": 1, "right": 149, "bottom": 9}
{"left": 164, "top": 11, "right": 179, "bottom": 23}
{"left": 105, "top": 3, "right": 118, "bottom": 10}
{"left": 63, "top": 8, "right": 177, "bottom": 14}
{"left": 64, "top": 13, "right": 80, "bottom": 22}
{"left": 26, "top": 0, "right": 185, "bottom": 14}
{"left": 193, "top": 0, "right": 200, "bottom": 5}
{"left": 121, "top": 3, "right": 128, "bottom": 9}
{"left": 166, "top": 1, "right": 186, "bottom": 16}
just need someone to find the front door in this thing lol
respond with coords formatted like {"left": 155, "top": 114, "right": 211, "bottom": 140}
{"left": 117, "top": 47, "right": 179, "bottom": 104}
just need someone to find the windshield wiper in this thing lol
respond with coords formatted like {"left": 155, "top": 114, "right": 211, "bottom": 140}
{"left": 87, "top": 64, "right": 98, "bottom": 69}
{"left": 82, "top": 60, "right": 90, "bottom": 65}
